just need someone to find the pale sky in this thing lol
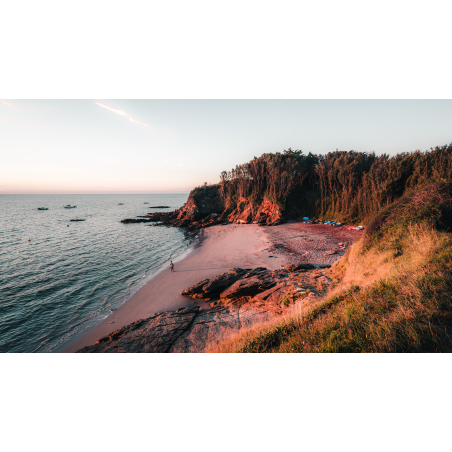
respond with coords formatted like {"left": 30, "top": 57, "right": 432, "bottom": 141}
{"left": 1, "top": 100, "right": 451, "bottom": 194}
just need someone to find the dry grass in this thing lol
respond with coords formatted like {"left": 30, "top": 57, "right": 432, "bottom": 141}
{"left": 210, "top": 223, "right": 452, "bottom": 353}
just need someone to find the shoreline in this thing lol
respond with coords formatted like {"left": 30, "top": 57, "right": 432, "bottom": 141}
{"left": 63, "top": 224, "right": 284, "bottom": 352}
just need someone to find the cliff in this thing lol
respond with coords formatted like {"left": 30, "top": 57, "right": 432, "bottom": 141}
{"left": 121, "top": 184, "right": 286, "bottom": 228}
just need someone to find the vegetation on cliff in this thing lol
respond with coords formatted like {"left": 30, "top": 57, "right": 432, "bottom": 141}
{"left": 211, "top": 180, "right": 452, "bottom": 352}
{"left": 218, "top": 144, "right": 452, "bottom": 224}
{"left": 203, "top": 144, "right": 452, "bottom": 353}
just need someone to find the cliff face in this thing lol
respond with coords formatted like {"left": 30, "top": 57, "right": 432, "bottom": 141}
{"left": 225, "top": 197, "right": 283, "bottom": 225}
{"left": 177, "top": 187, "right": 224, "bottom": 222}
{"left": 121, "top": 185, "right": 284, "bottom": 228}
{"left": 174, "top": 184, "right": 284, "bottom": 226}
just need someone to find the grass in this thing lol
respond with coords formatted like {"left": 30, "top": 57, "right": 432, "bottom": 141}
{"left": 209, "top": 222, "right": 452, "bottom": 353}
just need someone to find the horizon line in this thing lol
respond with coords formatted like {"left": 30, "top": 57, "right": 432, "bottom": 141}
{"left": 0, "top": 191, "right": 191, "bottom": 195}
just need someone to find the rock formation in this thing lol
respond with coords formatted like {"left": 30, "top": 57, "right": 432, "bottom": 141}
{"left": 121, "top": 186, "right": 286, "bottom": 229}
{"left": 226, "top": 198, "right": 284, "bottom": 225}
{"left": 181, "top": 267, "right": 249, "bottom": 299}
{"left": 77, "top": 264, "right": 336, "bottom": 353}
{"left": 77, "top": 304, "right": 275, "bottom": 353}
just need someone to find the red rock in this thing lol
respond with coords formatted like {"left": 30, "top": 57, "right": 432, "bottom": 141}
{"left": 181, "top": 268, "right": 250, "bottom": 299}
{"left": 285, "top": 263, "right": 316, "bottom": 272}
{"left": 220, "top": 275, "right": 276, "bottom": 299}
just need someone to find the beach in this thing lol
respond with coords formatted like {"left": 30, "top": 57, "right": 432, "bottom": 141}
{"left": 63, "top": 223, "right": 284, "bottom": 352}
{"left": 64, "top": 221, "right": 362, "bottom": 352}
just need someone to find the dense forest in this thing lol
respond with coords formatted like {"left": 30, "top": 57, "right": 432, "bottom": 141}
{"left": 217, "top": 144, "right": 452, "bottom": 224}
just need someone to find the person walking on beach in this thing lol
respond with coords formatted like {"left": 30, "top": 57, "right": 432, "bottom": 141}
{"left": 169, "top": 260, "right": 174, "bottom": 272}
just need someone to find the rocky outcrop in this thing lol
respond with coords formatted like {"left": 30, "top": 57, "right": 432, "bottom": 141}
{"left": 219, "top": 274, "right": 276, "bottom": 299}
{"left": 77, "top": 307, "right": 200, "bottom": 353}
{"left": 77, "top": 304, "right": 275, "bottom": 353}
{"left": 285, "top": 263, "right": 316, "bottom": 272}
{"left": 169, "top": 303, "right": 275, "bottom": 353}
{"left": 183, "top": 265, "right": 334, "bottom": 316}
{"left": 226, "top": 198, "right": 283, "bottom": 225}
{"left": 181, "top": 267, "right": 249, "bottom": 299}
{"left": 121, "top": 187, "right": 285, "bottom": 229}
{"left": 77, "top": 264, "right": 336, "bottom": 353}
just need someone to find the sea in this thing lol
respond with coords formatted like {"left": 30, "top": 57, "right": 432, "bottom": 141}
{"left": 0, "top": 193, "right": 196, "bottom": 353}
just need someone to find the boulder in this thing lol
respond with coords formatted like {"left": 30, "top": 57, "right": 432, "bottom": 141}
{"left": 285, "top": 263, "right": 315, "bottom": 272}
{"left": 181, "top": 267, "right": 249, "bottom": 299}
{"left": 251, "top": 283, "right": 287, "bottom": 303}
{"left": 264, "top": 287, "right": 289, "bottom": 305}
{"left": 220, "top": 275, "right": 276, "bottom": 299}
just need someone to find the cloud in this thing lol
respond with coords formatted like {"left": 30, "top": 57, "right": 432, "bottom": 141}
{"left": 95, "top": 101, "right": 150, "bottom": 129}
{"left": 158, "top": 156, "right": 187, "bottom": 167}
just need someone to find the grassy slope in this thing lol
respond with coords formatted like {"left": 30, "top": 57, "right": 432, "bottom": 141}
{"left": 210, "top": 184, "right": 452, "bottom": 353}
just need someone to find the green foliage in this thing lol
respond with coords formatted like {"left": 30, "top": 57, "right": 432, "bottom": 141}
{"left": 212, "top": 145, "right": 452, "bottom": 353}
{"left": 219, "top": 143, "right": 452, "bottom": 222}
{"left": 247, "top": 194, "right": 261, "bottom": 204}
{"left": 364, "top": 181, "right": 452, "bottom": 250}
{"left": 189, "top": 183, "right": 221, "bottom": 205}
{"left": 230, "top": 200, "right": 452, "bottom": 353}
{"left": 280, "top": 295, "right": 290, "bottom": 308}
{"left": 220, "top": 148, "right": 318, "bottom": 211}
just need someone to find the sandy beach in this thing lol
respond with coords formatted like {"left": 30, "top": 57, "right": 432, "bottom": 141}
{"left": 64, "top": 221, "right": 362, "bottom": 352}
{"left": 63, "top": 224, "right": 285, "bottom": 352}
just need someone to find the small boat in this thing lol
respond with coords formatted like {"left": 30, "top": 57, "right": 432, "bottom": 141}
{"left": 64, "top": 205, "right": 76, "bottom": 209}
{"left": 143, "top": 202, "right": 149, "bottom": 204}
{"left": 37, "top": 207, "right": 49, "bottom": 210}
{"left": 118, "top": 203, "right": 124, "bottom": 205}
{"left": 70, "top": 219, "right": 86, "bottom": 222}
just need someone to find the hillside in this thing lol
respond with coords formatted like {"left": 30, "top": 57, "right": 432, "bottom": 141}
{"left": 211, "top": 180, "right": 452, "bottom": 352}
{"left": 158, "top": 143, "right": 452, "bottom": 229}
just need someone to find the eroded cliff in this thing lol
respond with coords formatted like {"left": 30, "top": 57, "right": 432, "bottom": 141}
{"left": 121, "top": 185, "right": 285, "bottom": 228}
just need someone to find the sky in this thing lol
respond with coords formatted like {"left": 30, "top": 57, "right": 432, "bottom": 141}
{"left": 1, "top": 99, "right": 451, "bottom": 194}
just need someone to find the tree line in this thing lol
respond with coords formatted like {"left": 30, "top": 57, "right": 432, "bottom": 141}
{"left": 218, "top": 144, "right": 452, "bottom": 223}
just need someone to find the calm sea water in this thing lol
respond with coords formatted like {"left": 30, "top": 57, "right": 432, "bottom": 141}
{"left": 0, "top": 194, "right": 194, "bottom": 353}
